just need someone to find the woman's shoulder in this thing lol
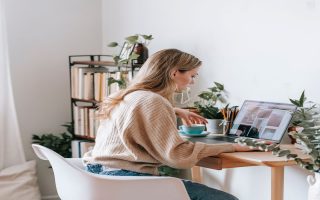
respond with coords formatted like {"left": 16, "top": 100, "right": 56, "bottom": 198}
{"left": 127, "top": 90, "right": 167, "bottom": 102}
{"left": 125, "top": 90, "right": 171, "bottom": 109}
{"left": 125, "top": 91, "right": 175, "bottom": 119}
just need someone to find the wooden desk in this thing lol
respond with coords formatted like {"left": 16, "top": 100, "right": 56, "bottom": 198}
{"left": 191, "top": 144, "right": 309, "bottom": 200}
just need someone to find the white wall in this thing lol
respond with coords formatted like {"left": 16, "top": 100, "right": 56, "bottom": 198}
{"left": 102, "top": 0, "right": 320, "bottom": 199}
{"left": 5, "top": 0, "right": 102, "bottom": 198}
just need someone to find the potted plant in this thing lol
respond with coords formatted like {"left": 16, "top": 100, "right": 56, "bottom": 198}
{"left": 235, "top": 91, "right": 320, "bottom": 200}
{"left": 194, "top": 82, "right": 226, "bottom": 133}
{"left": 32, "top": 122, "right": 74, "bottom": 158}
{"left": 107, "top": 34, "right": 153, "bottom": 66}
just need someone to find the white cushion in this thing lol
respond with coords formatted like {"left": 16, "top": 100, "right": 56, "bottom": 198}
{"left": 0, "top": 160, "right": 41, "bottom": 200}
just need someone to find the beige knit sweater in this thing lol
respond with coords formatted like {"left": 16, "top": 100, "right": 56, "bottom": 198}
{"left": 83, "top": 90, "right": 235, "bottom": 175}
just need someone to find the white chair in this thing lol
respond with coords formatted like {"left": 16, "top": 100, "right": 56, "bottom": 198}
{"left": 32, "top": 144, "right": 189, "bottom": 200}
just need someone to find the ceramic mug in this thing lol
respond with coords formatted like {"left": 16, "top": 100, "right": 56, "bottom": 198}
{"left": 179, "top": 124, "right": 205, "bottom": 134}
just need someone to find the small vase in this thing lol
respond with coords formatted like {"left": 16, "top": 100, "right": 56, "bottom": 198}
{"left": 133, "top": 43, "right": 148, "bottom": 65}
{"left": 308, "top": 173, "right": 320, "bottom": 200}
{"left": 206, "top": 119, "right": 223, "bottom": 134}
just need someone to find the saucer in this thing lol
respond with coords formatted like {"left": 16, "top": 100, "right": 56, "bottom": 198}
{"left": 178, "top": 130, "right": 210, "bottom": 137}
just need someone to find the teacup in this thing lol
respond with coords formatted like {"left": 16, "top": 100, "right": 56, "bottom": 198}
{"left": 179, "top": 124, "right": 205, "bottom": 134}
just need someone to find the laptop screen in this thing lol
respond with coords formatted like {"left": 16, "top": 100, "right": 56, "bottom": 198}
{"left": 228, "top": 100, "right": 297, "bottom": 142}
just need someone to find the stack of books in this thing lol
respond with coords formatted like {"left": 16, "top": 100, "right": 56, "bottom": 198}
{"left": 71, "top": 140, "right": 95, "bottom": 158}
{"left": 71, "top": 67, "right": 134, "bottom": 101}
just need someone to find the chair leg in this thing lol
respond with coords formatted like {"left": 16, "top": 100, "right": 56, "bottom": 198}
{"left": 191, "top": 166, "right": 202, "bottom": 183}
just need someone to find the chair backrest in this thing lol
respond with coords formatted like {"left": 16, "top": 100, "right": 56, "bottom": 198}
{"left": 32, "top": 144, "right": 189, "bottom": 200}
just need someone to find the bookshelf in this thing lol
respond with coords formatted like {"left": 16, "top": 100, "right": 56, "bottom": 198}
{"left": 69, "top": 55, "right": 141, "bottom": 141}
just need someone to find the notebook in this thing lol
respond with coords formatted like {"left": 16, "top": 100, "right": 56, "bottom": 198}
{"left": 189, "top": 100, "right": 297, "bottom": 144}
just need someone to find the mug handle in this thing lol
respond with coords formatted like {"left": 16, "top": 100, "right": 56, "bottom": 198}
{"left": 307, "top": 175, "right": 316, "bottom": 186}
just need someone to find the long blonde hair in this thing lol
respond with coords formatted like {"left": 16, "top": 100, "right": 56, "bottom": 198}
{"left": 99, "top": 48, "right": 201, "bottom": 119}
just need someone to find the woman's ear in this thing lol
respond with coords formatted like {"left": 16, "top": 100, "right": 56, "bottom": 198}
{"left": 171, "top": 69, "right": 178, "bottom": 78}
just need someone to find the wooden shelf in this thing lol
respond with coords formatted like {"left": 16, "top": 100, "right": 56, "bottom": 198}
{"left": 71, "top": 98, "right": 100, "bottom": 104}
{"left": 71, "top": 60, "right": 142, "bottom": 69}
{"left": 74, "top": 135, "right": 95, "bottom": 141}
{"left": 72, "top": 60, "right": 117, "bottom": 66}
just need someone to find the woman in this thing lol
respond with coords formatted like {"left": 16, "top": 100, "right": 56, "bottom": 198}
{"left": 83, "top": 49, "right": 251, "bottom": 200}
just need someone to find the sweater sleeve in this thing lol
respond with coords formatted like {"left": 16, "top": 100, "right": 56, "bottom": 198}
{"left": 122, "top": 94, "right": 235, "bottom": 169}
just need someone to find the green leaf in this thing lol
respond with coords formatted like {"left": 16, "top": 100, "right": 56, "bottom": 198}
{"left": 129, "top": 52, "right": 140, "bottom": 60}
{"left": 276, "top": 149, "right": 291, "bottom": 157}
{"left": 198, "top": 92, "right": 213, "bottom": 101}
{"left": 299, "top": 90, "right": 305, "bottom": 107}
{"left": 107, "top": 77, "right": 125, "bottom": 87}
{"left": 287, "top": 154, "right": 298, "bottom": 159}
{"left": 108, "top": 77, "right": 116, "bottom": 86}
{"left": 266, "top": 143, "right": 279, "bottom": 152}
{"left": 214, "top": 82, "right": 224, "bottom": 90}
{"left": 125, "top": 35, "right": 139, "bottom": 44}
{"left": 208, "top": 87, "right": 219, "bottom": 92}
{"left": 107, "top": 42, "right": 118, "bottom": 47}
{"left": 289, "top": 91, "right": 306, "bottom": 107}
{"left": 141, "top": 34, "right": 153, "bottom": 40}
{"left": 32, "top": 135, "right": 40, "bottom": 140}
{"left": 289, "top": 99, "right": 300, "bottom": 107}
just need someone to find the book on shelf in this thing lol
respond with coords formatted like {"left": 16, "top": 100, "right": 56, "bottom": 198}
{"left": 71, "top": 66, "right": 133, "bottom": 101}
{"left": 94, "top": 73, "right": 101, "bottom": 101}
{"left": 84, "top": 73, "right": 94, "bottom": 100}
{"left": 71, "top": 140, "right": 95, "bottom": 158}
{"left": 99, "top": 72, "right": 106, "bottom": 102}
{"left": 89, "top": 108, "right": 94, "bottom": 138}
{"left": 71, "top": 66, "right": 103, "bottom": 100}
{"left": 83, "top": 107, "right": 88, "bottom": 136}
{"left": 73, "top": 105, "right": 80, "bottom": 136}
{"left": 71, "top": 67, "right": 78, "bottom": 98}
{"left": 73, "top": 104, "right": 99, "bottom": 138}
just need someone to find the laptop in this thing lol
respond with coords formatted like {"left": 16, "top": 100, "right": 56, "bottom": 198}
{"left": 189, "top": 100, "right": 297, "bottom": 144}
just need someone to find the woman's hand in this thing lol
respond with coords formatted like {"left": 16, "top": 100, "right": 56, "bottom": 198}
{"left": 174, "top": 107, "right": 207, "bottom": 126}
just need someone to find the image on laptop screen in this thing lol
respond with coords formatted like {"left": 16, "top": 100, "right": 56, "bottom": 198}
{"left": 228, "top": 100, "right": 297, "bottom": 142}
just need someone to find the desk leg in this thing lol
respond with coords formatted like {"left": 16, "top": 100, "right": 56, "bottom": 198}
{"left": 271, "top": 167, "right": 284, "bottom": 200}
{"left": 191, "top": 166, "right": 202, "bottom": 183}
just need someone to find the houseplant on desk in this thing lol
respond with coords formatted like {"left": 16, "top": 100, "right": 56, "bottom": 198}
{"left": 236, "top": 91, "right": 320, "bottom": 200}
{"left": 194, "top": 82, "right": 226, "bottom": 133}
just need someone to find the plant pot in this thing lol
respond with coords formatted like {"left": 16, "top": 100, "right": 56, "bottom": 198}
{"left": 308, "top": 173, "right": 320, "bottom": 200}
{"left": 206, "top": 119, "right": 223, "bottom": 134}
{"left": 133, "top": 43, "right": 148, "bottom": 65}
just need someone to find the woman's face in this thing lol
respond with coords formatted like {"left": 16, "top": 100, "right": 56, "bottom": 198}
{"left": 172, "top": 67, "right": 200, "bottom": 91}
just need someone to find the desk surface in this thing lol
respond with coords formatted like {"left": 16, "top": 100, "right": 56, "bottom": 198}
{"left": 220, "top": 144, "right": 309, "bottom": 167}
{"left": 184, "top": 134, "right": 309, "bottom": 167}
{"left": 196, "top": 144, "right": 309, "bottom": 169}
